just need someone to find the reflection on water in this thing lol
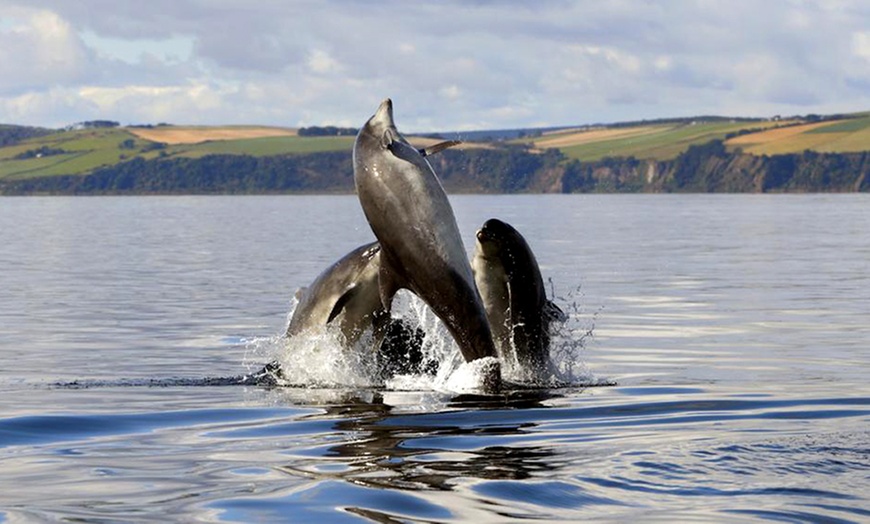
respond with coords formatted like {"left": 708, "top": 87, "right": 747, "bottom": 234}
{"left": 1, "top": 195, "right": 869, "bottom": 522}
{"left": 275, "top": 391, "right": 561, "bottom": 492}
{"left": 0, "top": 384, "right": 867, "bottom": 522}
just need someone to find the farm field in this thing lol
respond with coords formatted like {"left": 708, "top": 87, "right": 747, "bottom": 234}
{"left": 1, "top": 112, "right": 868, "bottom": 181}
{"left": 126, "top": 125, "right": 297, "bottom": 144}
{"left": 0, "top": 126, "right": 357, "bottom": 180}
{"left": 0, "top": 128, "right": 145, "bottom": 180}
{"left": 725, "top": 115, "right": 870, "bottom": 155}
{"left": 531, "top": 120, "right": 788, "bottom": 161}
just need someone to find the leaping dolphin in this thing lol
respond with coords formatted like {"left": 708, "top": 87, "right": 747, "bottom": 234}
{"left": 352, "top": 99, "right": 498, "bottom": 367}
{"left": 472, "top": 218, "right": 567, "bottom": 373}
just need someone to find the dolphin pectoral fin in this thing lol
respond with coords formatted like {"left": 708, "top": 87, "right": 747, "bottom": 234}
{"left": 543, "top": 300, "right": 568, "bottom": 324}
{"left": 418, "top": 140, "right": 462, "bottom": 157}
{"left": 327, "top": 285, "right": 359, "bottom": 324}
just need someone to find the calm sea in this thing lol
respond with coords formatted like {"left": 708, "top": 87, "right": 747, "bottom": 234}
{"left": 0, "top": 194, "right": 868, "bottom": 522}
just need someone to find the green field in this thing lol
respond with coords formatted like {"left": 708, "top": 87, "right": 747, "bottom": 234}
{"left": 532, "top": 121, "right": 787, "bottom": 161}
{"left": 724, "top": 115, "right": 870, "bottom": 156}
{"left": 0, "top": 128, "right": 144, "bottom": 180}
{"left": 0, "top": 128, "right": 357, "bottom": 180}
{"left": 175, "top": 135, "right": 355, "bottom": 158}
{"left": 806, "top": 114, "right": 870, "bottom": 133}
{"left": 2, "top": 111, "right": 868, "bottom": 181}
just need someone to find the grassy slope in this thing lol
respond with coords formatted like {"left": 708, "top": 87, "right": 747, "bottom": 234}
{"left": 2, "top": 113, "right": 868, "bottom": 181}
{"left": 532, "top": 121, "right": 783, "bottom": 161}
{"left": 0, "top": 127, "right": 357, "bottom": 180}
{"left": 524, "top": 113, "right": 868, "bottom": 161}
{"left": 0, "top": 128, "right": 144, "bottom": 180}
{"left": 725, "top": 115, "right": 870, "bottom": 155}
{"left": 175, "top": 135, "right": 355, "bottom": 157}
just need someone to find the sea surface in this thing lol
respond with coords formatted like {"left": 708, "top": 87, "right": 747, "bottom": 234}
{"left": 0, "top": 194, "right": 868, "bottom": 523}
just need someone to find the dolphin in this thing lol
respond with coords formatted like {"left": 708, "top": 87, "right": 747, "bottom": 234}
{"left": 352, "top": 99, "right": 498, "bottom": 366}
{"left": 286, "top": 242, "right": 387, "bottom": 345}
{"left": 281, "top": 241, "right": 432, "bottom": 379}
{"left": 471, "top": 218, "right": 567, "bottom": 372}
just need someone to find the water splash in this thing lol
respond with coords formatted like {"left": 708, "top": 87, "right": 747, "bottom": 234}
{"left": 246, "top": 288, "right": 607, "bottom": 392}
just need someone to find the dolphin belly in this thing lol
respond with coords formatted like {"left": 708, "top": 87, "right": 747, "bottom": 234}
{"left": 352, "top": 99, "right": 498, "bottom": 368}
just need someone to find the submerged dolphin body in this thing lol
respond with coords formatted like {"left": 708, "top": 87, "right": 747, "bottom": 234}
{"left": 472, "top": 218, "right": 567, "bottom": 373}
{"left": 353, "top": 99, "right": 498, "bottom": 367}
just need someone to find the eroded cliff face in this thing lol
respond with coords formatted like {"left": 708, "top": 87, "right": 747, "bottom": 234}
{"left": 556, "top": 143, "right": 870, "bottom": 194}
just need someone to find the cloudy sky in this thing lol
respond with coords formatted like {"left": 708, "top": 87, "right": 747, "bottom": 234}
{"left": 1, "top": 0, "right": 868, "bottom": 132}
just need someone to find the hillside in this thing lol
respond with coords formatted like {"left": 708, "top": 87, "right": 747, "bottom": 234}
{"left": 0, "top": 111, "right": 868, "bottom": 194}
{"left": 724, "top": 114, "right": 870, "bottom": 155}
{"left": 0, "top": 123, "right": 492, "bottom": 182}
{"left": 0, "top": 125, "right": 358, "bottom": 181}
{"left": 520, "top": 113, "right": 870, "bottom": 161}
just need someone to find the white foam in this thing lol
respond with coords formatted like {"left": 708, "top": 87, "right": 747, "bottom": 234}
{"left": 248, "top": 288, "right": 604, "bottom": 391}
{"left": 277, "top": 328, "right": 380, "bottom": 387}
{"left": 441, "top": 356, "right": 501, "bottom": 393}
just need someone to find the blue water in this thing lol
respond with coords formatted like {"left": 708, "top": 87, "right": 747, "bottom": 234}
{"left": 1, "top": 195, "right": 868, "bottom": 522}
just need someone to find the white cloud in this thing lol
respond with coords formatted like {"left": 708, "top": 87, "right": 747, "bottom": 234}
{"left": 854, "top": 31, "right": 870, "bottom": 61}
{"left": 1, "top": 0, "right": 868, "bottom": 129}
{"left": 0, "top": 8, "right": 91, "bottom": 95}
{"left": 439, "top": 85, "right": 462, "bottom": 101}
{"left": 79, "top": 31, "right": 194, "bottom": 64}
{"left": 307, "top": 49, "right": 342, "bottom": 75}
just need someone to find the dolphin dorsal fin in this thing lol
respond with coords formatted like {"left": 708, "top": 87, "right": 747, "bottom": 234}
{"left": 418, "top": 140, "right": 462, "bottom": 157}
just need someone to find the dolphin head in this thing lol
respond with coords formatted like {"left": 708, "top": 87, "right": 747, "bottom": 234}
{"left": 360, "top": 98, "right": 405, "bottom": 150}
{"left": 475, "top": 219, "right": 541, "bottom": 277}
{"left": 476, "top": 218, "right": 516, "bottom": 257}
{"left": 372, "top": 98, "right": 394, "bottom": 129}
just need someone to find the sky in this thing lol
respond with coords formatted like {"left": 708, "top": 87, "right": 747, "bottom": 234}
{"left": 1, "top": 0, "right": 868, "bottom": 132}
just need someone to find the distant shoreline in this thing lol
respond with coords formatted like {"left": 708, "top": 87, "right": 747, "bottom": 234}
{"left": 2, "top": 112, "right": 868, "bottom": 195}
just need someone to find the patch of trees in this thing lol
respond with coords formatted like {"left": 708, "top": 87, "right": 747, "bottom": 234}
{"left": 560, "top": 156, "right": 645, "bottom": 193}
{"left": 431, "top": 145, "right": 563, "bottom": 192}
{"left": 128, "top": 123, "right": 173, "bottom": 128}
{"left": 0, "top": 124, "right": 55, "bottom": 147}
{"left": 297, "top": 126, "right": 358, "bottom": 137}
{"left": 141, "top": 141, "right": 166, "bottom": 152}
{"left": 13, "top": 145, "right": 66, "bottom": 160}
{"left": 1, "top": 152, "right": 354, "bottom": 195}
{"left": 78, "top": 120, "right": 120, "bottom": 129}
{"left": 606, "top": 116, "right": 764, "bottom": 129}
